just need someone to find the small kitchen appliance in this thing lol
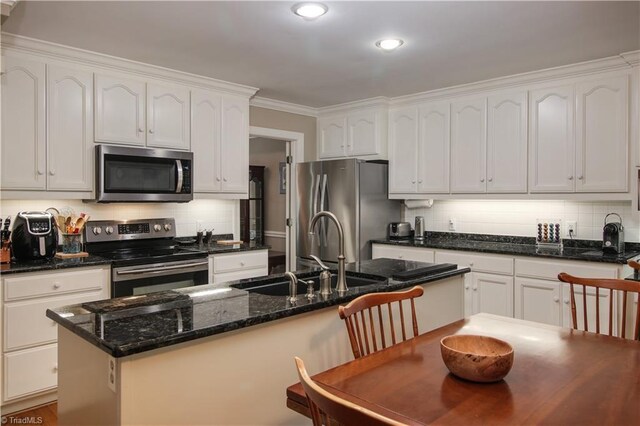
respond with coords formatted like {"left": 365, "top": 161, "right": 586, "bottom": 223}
{"left": 389, "top": 222, "right": 412, "bottom": 240}
{"left": 414, "top": 216, "right": 425, "bottom": 241}
{"left": 11, "top": 211, "right": 58, "bottom": 261}
{"left": 603, "top": 213, "right": 624, "bottom": 254}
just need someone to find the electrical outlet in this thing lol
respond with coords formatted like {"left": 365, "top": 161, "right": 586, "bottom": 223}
{"left": 566, "top": 221, "right": 577, "bottom": 237}
{"left": 107, "top": 356, "right": 117, "bottom": 392}
{"left": 449, "top": 218, "right": 457, "bottom": 232}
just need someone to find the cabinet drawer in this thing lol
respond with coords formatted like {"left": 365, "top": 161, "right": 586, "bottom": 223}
{"left": 212, "top": 250, "right": 268, "bottom": 273}
{"left": 4, "top": 290, "right": 105, "bottom": 351}
{"left": 213, "top": 267, "right": 268, "bottom": 286}
{"left": 515, "top": 258, "right": 617, "bottom": 280}
{"left": 436, "top": 250, "right": 513, "bottom": 275}
{"left": 4, "top": 267, "right": 109, "bottom": 301}
{"left": 371, "top": 245, "right": 435, "bottom": 262}
{"left": 3, "top": 344, "right": 57, "bottom": 401}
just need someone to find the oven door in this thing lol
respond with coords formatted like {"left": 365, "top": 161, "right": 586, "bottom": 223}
{"left": 96, "top": 145, "right": 193, "bottom": 202}
{"left": 112, "top": 258, "right": 209, "bottom": 298}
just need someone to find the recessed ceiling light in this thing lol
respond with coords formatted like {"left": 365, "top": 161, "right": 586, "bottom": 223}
{"left": 376, "top": 39, "right": 404, "bottom": 52}
{"left": 292, "top": 2, "right": 328, "bottom": 20}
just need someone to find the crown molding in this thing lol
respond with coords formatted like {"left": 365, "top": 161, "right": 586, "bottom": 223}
{"left": 389, "top": 53, "right": 634, "bottom": 108}
{"left": 317, "top": 96, "right": 390, "bottom": 116}
{"left": 621, "top": 50, "right": 640, "bottom": 67}
{"left": 1, "top": 0, "right": 17, "bottom": 17}
{"left": 0, "top": 33, "right": 259, "bottom": 97}
{"left": 250, "top": 96, "right": 318, "bottom": 117}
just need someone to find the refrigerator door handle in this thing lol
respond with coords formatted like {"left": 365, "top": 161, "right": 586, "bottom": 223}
{"left": 313, "top": 174, "right": 321, "bottom": 247}
{"left": 320, "top": 173, "right": 328, "bottom": 247}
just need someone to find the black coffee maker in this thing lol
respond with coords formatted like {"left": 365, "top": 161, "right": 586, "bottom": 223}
{"left": 602, "top": 213, "right": 624, "bottom": 254}
{"left": 11, "top": 211, "right": 58, "bottom": 260}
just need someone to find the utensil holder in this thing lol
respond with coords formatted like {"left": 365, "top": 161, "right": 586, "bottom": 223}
{"left": 62, "top": 233, "right": 82, "bottom": 254}
{"left": 0, "top": 242, "right": 10, "bottom": 264}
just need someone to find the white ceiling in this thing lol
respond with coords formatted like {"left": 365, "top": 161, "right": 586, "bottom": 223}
{"left": 3, "top": 1, "right": 639, "bottom": 108}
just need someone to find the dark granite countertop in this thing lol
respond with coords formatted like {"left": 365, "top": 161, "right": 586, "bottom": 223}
{"left": 372, "top": 232, "right": 640, "bottom": 264}
{"left": 0, "top": 255, "right": 112, "bottom": 275}
{"left": 46, "top": 258, "right": 469, "bottom": 358}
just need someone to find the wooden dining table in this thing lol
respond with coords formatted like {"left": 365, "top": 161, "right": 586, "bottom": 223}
{"left": 286, "top": 313, "right": 640, "bottom": 425}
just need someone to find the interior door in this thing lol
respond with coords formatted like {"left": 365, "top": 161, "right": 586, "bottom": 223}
{"left": 296, "top": 161, "right": 322, "bottom": 261}
{"left": 320, "top": 159, "right": 358, "bottom": 264}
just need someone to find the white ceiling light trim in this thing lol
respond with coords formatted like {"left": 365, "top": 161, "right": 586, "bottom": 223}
{"left": 292, "top": 2, "right": 328, "bottom": 20}
{"left": 376, "top": 39, "right": 404, "bottom": 52}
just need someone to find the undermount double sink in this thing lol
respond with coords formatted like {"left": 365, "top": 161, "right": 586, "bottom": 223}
{"left": 231, "top": 272, "right": 386, "bottom": 297}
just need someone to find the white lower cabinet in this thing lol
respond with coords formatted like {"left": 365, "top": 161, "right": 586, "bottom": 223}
{"left": 371, "top": 244, "right": 435, "bottom": 263}
{"left": 1, "top": 266, "right": 110, "bottom": 406}
{"left": 514, "top": 278, "right": 562, "bottom": 326}
{"left": 209, "top": 250, "right": 268, "bottom": 285}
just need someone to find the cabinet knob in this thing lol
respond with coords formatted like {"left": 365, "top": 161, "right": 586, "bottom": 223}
{"left": 418, "top": 180, "right": 423, "bottom": 184}
{"left": 469, "top": 262, "right": 474, "bottom": 267}
{"left": 223, "top": 177, "right": 227, "bottom": 182}
{"left": 149, "top": 129, "right": 154, "bottom": 134}
{"left": 464, "top": 285, "right": 470, "bottom": 290}
{"left": 553, "top": 296, "right": 559, "bottom": 303}
{"left": 472, "top": 286, "right": 478, "bottom": 291}
{"left": 37, "top": 169, "right": 44, "bottom": 176}
{"left": 53, "top": 283, "right": 61, "bottom": 289}
{"left": 138, "top": 128, "right": 144, "bottom": 133}
{"left": 49, "top": 169, "right": 56, "bottom": 176}
{"left": 411, "top": 180, "right": 416, "bottom": 184}
{"left": 488, "top": 177, "right": 493, "bottom": 182}
{"left": 53, "top": 364, "right": 58, "bottom": 373}
{"left": 578, "top": 175, "right": 583, "bottom": 180}
{"left": 568, "top": 176, "right": 574, "bottom": 180}
{"left": 216, "top": 177, "right": 221, "bottom": 182}
{"left": 240, "top": 261, "right": 245, "bottom": 266}
{"left": 480, "top": 178, "right": 485, "bottom": 183}
{"left": 398, "top": 255, "right": 403, "bottom": 259}
{"left": 563, "top": 299, "right": 570, "bottom": 305}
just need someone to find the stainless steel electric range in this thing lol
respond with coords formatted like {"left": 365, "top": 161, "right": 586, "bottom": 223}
{"left": 84, "top": 218, "right": 209, "bottom": 297}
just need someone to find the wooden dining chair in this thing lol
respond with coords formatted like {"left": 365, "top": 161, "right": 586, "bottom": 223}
{"left": 628, "top": 259, "right": 640, "bottom": 273}
{"left": 557, "top": 273, "right": 640, "bottom": 340}
{"left": 294, "top": 357, "right": 406, "bottom": 426}
{"left": 338, "top": 286, "right": 424, "bottom": 359}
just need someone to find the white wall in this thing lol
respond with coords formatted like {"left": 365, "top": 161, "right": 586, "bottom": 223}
{"left": 403, "top": 200, "right": 640, "bottom": 242}
{"left": 0, "top": 199, "right": 239, "bottom": 238}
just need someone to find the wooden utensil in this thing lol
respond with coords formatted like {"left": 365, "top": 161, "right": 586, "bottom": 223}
{"left": 74, "top": 217, "right": 85, "bottom": 233}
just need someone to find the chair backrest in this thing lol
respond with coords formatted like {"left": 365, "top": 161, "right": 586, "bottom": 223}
{"left": 338, "top": 286, "right": 424, "bottom": 359}
{"left": 557, "top": 273, "right": 640, "bottom": 340}
{"left": 294, "top": 357, "right": 406, "bottom": 426}
{"left": 628, "top": 259, "right": 640, "bottom": 273}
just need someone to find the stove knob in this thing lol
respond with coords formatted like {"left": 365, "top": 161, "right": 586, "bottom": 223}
{"left": 153, "top": 224, "right": 162, "bottom": 232}
{"left": 92, "top": 227, "right": 102, "bottom": 236}
{"left": 164, "top": 223, "right": 172, "bottom": 232}
{"left": 105, "top": 226, "right": 114, "bottom": 235}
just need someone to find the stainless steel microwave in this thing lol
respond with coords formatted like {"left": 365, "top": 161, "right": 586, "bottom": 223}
{"left": 95, "top": 145, "right": 193, "bottom": 202}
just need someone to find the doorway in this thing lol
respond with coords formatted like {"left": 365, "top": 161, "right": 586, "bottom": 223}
{"left": 248, "top": 126, "right": 304, "bottom": 272}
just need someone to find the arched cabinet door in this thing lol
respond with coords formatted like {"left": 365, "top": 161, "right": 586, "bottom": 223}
{"left": 220, "top": 95, "right": 249, "bottom": 193}
{"left": 318, "top": 116, "right": 347, "bottom": 159}
{"left": 575, "top": 75, "right": 628, "bottom": 193}
{"left": 418, "top": 102, "right": 450, "bottom": 193}
{"left": 146, "top": 83, "right": 191, "bottom": 150}
{"left": 388, "top": 107, "right": 418, "bottom": 194}
{"left": 450, "top": 97, "right": 487, "bottom": 193}
{"left": 47, "top": 65, "right": 94, "bottom": 191}
{"left": 191, "top": 89, "right": 222, "bottom": 193}
{"left": 1, "top": 54, "right": 46, "bottom": 190}
{"left": 95, "top": 73, "right": 146, "bottom": 146}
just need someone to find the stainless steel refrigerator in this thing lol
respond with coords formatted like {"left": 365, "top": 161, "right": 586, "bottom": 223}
{"left": 296, "top": 159, "right": 401, "bottom": 268}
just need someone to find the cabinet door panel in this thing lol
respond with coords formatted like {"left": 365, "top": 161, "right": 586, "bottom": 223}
{"left": 388, "top": 107, "right": 418, "bottom": 193}
{"left": 147, "top": 83, "right": 190, "bottom": 150}
{"left": 473, "top": 273, "right": 513, "bottom": 317}
{"left": 529, "top": 86, "right": 575, "bottom": 192}
{"left": 1, "top": 54, "right": 46, "bottom": 190}
{"left": 515, "top": 278, "right": 562, "bottom": 326}
{"left": 371, "top": 244, "right": 434, "bottom": 262}
{"left": 191, "top": 90, "right": 222, "bottom": 192}
{"left": 418, "top": 102, "right": 450, "bottom": 193}
{"left": 451, "top": 98, "right": 486, "bottom": 193}
{"left": 4, "top": 344, "right": 58, "bottom": 401}
{"left": 95, "top": 74, "right": 145, "bottom": 145}
{"left": 47, "top": 65, "right": 94, "bottom": 191}
{"left": 575, "top": 75, "right": 628, "bottom": 192}
{"left": 347, "top": 110, "right": 379, "bottom": 156}
{"left": 318, "top": 117, "right": 346, "bottom": 158}
{"left": 220, "top": 95, "right": 249, "bottom": 193}
{"left": 487, "top": 92, "right": 527, "bottom": 193}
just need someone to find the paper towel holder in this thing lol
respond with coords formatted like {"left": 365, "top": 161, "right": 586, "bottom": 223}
{"left": 404, "top": 199, "right": 434, "bottom": 209}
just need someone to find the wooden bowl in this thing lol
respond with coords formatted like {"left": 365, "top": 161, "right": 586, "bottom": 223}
{"left": 440, "top": 334, "right": 514, "bottom": 383}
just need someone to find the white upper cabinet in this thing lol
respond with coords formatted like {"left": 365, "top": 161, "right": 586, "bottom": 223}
{"left": 575, "top": 75, "right": 628, "bottom": 192}
{"left": 347, "top": 110, "right": 381, "bottom": 157}
{"left": 94, "top": 74, "right": 146, "bottom": 146}
{"left": 418, "top": 102, "right": 450, "bottom": 193}
{"left": 220, "top": 95, "right": 249, "bottom": 193}
{"left": 451, "top": 97, "right": 487, "bottom": 193}
{"left": 487, "top": 91, "right": 528, "bottom": 193}
{"left": 146, "top": 83, "right": 190, "bottom": 150}
{"left": 318, "top": 107, "right": 387, "bottom": 159}
{"left": 388, "top": 107, "right": 418, "bottom": 194}
{"left": 529, "top": 85, "right": 575, "bottom": 192}
{"left": 1, "top": 54, "right": 46, "bottom": 190}
{"left": 318, "top": 116, "right": 347, "bottom": 159}
{"left": 47, "top": 65, "right": 94, "bottom": 191}
{"left": 191, "top": 90, "right": 222, "bottom": 193}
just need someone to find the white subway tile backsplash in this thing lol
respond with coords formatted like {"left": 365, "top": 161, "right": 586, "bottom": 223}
{"left": 0, "top": 199, "right": 239, "bottom": 238}
{"left": 403, "top": 200, "right": 640, "bottom": 242}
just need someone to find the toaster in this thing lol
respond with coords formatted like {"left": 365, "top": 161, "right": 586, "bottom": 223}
{"left": 389, "top": 222, "right": 411, "bottom": 240}
{"left": 11, "top": 211, "right": 58, "bottom": 261}
{"left": 602, "top": 213, "right": 624, "bottom": 254}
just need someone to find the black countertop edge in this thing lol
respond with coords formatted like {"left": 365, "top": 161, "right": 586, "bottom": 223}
{"left": 372, "top": 236, "right": 639, "bottom": 264}
{"left": 46, "top": 266, "right": 469, "bottom": 358}
{"left": 0, "top": 243, "right": 270, "bottom": 275}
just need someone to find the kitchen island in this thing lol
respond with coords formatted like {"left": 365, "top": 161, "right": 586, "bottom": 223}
{"left": 47, "top": 259, "right": 469, "bottom": 425}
